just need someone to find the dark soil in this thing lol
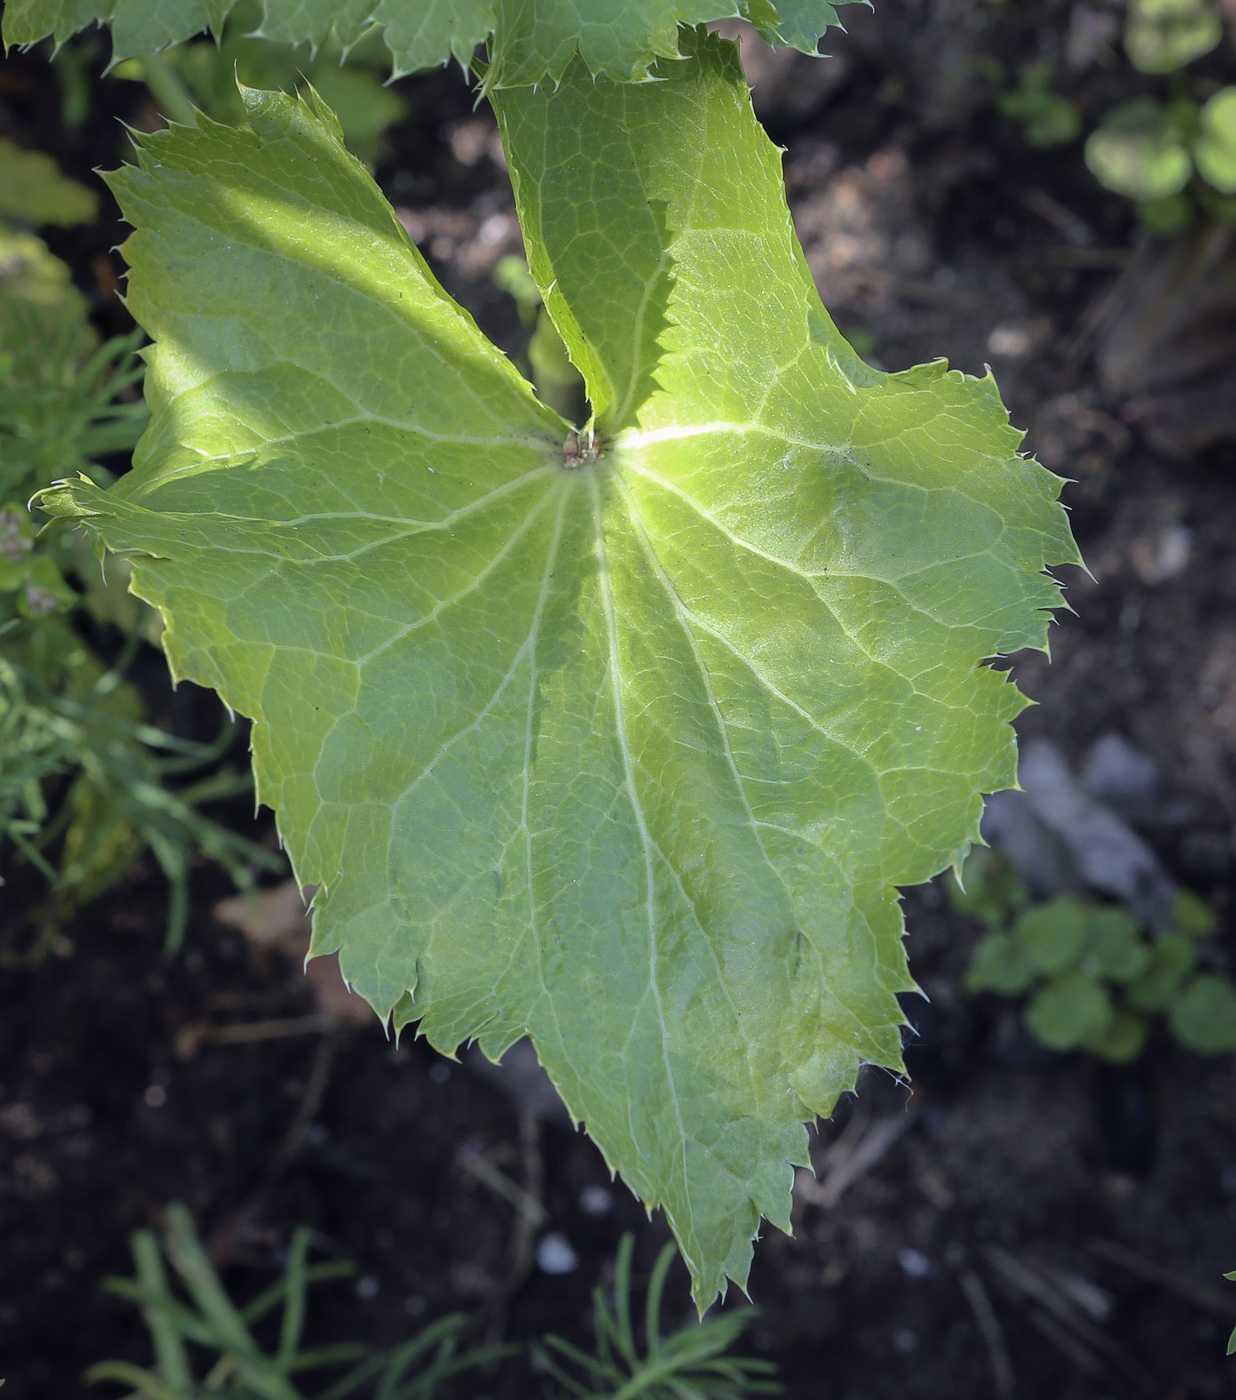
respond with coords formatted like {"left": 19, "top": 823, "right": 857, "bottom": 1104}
{"left": 3, "top": 4, "right": 1236, "bottom": 1398}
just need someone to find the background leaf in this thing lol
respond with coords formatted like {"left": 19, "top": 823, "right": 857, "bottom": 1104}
{"left": 0, "top": 138, "right": 99, "bottom": 226}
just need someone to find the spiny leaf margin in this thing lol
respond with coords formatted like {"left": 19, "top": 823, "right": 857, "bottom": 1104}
{"left": 35, "top": 42, "right": 1078, "bottom": 1308}
{"left": 3, "top": 0, "right": 863, "bottom": 84}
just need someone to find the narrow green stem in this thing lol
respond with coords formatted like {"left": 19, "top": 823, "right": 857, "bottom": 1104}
{"left": 139, "top": 53, "right": 198, "bottom": 127}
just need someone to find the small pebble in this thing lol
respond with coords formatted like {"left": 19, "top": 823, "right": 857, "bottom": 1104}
{"left": 893, "top": 1328, "right": 918, "bottom": 1353}
{"left": 404, "top": 1294, "right": 427, "bottom": 1316}
{"left": 143, "top": 1085, "right": 166, "bottom": 1109}
{"left": 429, "top": 1062, "right": 451, "bottom": 1084}
{"left": 896, "top": 1247, "right": 931, "bottom": 1278}
{"left": 579, "top": 1185, "right": 614, "bottom": 1216}
{"left": 536, "top": 1232, "right": 579, "bottom": 1275}
{"left": 355, "top": 1274, "right": 380, "bottom": 1301}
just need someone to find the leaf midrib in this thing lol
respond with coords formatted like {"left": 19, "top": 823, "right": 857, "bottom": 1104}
{"left": 588, "top": 467, "right": 694, "bottom": 1264}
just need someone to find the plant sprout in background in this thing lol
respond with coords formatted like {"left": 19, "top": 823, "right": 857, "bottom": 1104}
{"left": 1124, "top": 0, "right": 1222, "bottom": 76}
{"left": 90, "top": 1211, "right": 773, "bottom": 1399}
{"left": 89, "top": 1203, "right": 511, "bottom": 1399}
{"left": 997, "top": 63, "right": 1082, "bottom": 149}
{"left": 535, "top": 1236, "right": 779, "bottom": 1400}
{"left": 0, "top": 139, "right": 275, "bottom": 943}
{"left": 1084, "top": 0, "right": 1236, "bottom": 234}
{"left": 956, "top": 848, "right": 1236, "bottom": 1061}
{"left": 980, "top": 0, "right": 1236, "bottom": 237}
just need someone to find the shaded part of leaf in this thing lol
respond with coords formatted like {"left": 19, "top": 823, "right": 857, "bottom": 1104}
{"left": 491, "top": 71, "right": 678, "bottom": 428}
{"left": 752, "top": 0, "right": 857, "bottom": 53}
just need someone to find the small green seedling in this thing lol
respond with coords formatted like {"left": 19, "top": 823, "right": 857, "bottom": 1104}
{"left": 89, "top": 1203, "right": 510, "bottom": 1398}
{"left": 979, "top": 0, "right": 1235, "bottom": 235}
{"left": 998, "top": 64, "right": 1081, "bottom": 149}
{"left": 1080, "top": 0, "right": 1236, "bottom": 233}
{"left": 535, "top": 1234, "right": 779, "bottom": 1400}
{"left": 1123, "top": 0, "right": 1222, "bottom": 75}
{"left": 957, "top": 849, "right": 1236, "bottom": 1061}
{"left": 1225, "top": 1271, "right": 1236, "bottom": 1355}
{"left": 1085, "top": 89, "right": 1236, "bottom": 233}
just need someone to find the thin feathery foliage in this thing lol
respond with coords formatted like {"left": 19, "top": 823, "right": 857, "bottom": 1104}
{"left": 1, "top": 305, "right": 276, "bottom": 941}
{"left": 536, "top": 1236, "right": 779, "bottom": 1400}
{"left": 89, "top": 1203, "right": 511, "bottom": 1399}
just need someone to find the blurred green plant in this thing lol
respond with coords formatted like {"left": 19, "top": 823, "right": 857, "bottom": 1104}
{"left": 0, "top": 149, "right": 276, "bottom": 943}
{"left": 0, "top": 628, "right": 274, "bottom": 947}
{"left": 0, "top": 136, "right": 98, "bottom": 225}
{"left": 111, "top": 1, "right": 405, "bottom": 165}
{"left": 998, "top": 63, "right": 1081, "bottom": 148}
{"left": 1084, "top": 88, "right": 1236, "bottom": 233}
{"left": 492, "top": 253, "right": 588, "bottom": 424}
{"left": 955, "top": 848, "right": 1236, "bottom": 1061}
{"left": 1124, "top": 0, "right": 1222, "bottom": 75}
{"left": 0, "top": 132, "right": 101, "bottom": 347}
{"left": 980, "top": 0, "right": 1236, "bottom": 237}
{"left": 88, "top": 1203, "right": 509, "bottom": 1398}
{"left": 1226, "top": 1271, "right": 1236, "bottom": 1354}
{"left": 1081, "top": 0, "right": 1236, "bottom": 234}
{"left": 90, "top": 1211, "right": 778, "bottom": 1399}
{"left": 535, "top": 1235, "right": 779, "bottom": 1400}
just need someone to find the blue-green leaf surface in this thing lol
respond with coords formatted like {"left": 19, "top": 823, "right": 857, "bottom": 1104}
{"left": 37, "top": 34, "right": 1076, "bottom": 1306}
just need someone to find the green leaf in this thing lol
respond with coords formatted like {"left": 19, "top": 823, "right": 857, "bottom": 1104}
{"left": 1080, "top": 1007, "right": 1147, "bottom": 1064}
{"left": 36, "top": 36, "right": 1075, "bottom": 1306}
{"left": 998, "top": 64, "right": 1081, "bottom": 149}
{"left": 950, "top": 845, "right": 1028, "bottom": 927}
{"left": 1082, "top": 905, "right": 1149, "bottom": 983}
{"left": 1127, "top": 933, "right": 1196, "bottom": 1012}
{"left": 1085, "top": 98, "right": 1194, "bottom": 202}
{"left": 967, "top": 931, "right": 1038, "bottom": 996}
{"left": 1167, "top": 973, "right": 1236, "bottom": 1054}
{"left": 1170, "top": 888, "right": 1217, "bottom": 939}
{"left": 0, "top": 138, "right": 99, "bottom": 226}
{"left": 1137, "top": 193, "right": 1194, "bottom": 236}
{"left": 1025, "top": 971, "right": 1112, "bottom": 1052}
{"left": 2, "top": 0, "right": 860, "bottom": 83}
{"left": 0, "top": 223, "right": 92, "bottom": 356}
{"left": 1013, "top": 897, "right": 1090, "bottom": 976}
{"left": 1124, "top": 0, "right": 1221, "bottom": 73}
{"left": 1194, "top": 88, "right": 1236, "bottom": 195}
